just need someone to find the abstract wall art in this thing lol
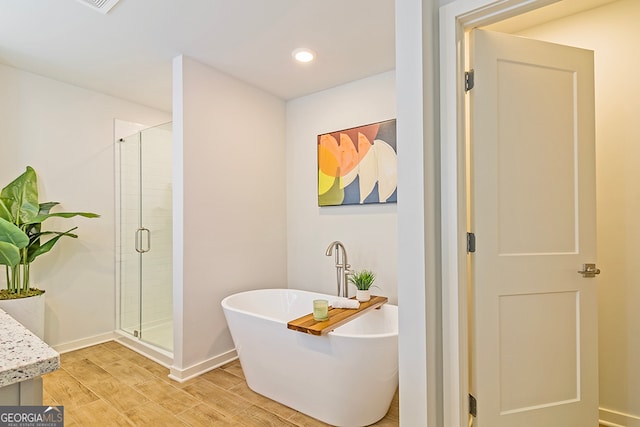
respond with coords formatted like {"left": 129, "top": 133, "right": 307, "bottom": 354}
{"left": 317, "top": 119, "right": 397, "bottom": 206}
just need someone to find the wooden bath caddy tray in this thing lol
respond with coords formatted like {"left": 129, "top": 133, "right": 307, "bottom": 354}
{"left": 287, "top": 295, "right": 388, "bottom": 336}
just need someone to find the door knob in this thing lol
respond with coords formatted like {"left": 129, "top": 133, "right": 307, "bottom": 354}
{"left": 577, "top": 263, "right": 600, "bottom": 278}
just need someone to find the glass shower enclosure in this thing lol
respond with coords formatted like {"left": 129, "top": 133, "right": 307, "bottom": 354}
{"left": 117, "top": 122, "right": 173, "bottom": 352}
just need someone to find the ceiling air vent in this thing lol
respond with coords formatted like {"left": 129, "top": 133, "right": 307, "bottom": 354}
{"left": 76, "top": 0, "right": 120, "bottom": 14}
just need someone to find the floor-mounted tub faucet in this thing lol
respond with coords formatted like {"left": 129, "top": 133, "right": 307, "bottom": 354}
{"left": 325, "top": 241, "right": 352, "bottom": 298}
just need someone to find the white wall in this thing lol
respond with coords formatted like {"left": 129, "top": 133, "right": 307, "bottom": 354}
{"left": 0, "top": 63, "right": 171, "bottom": 348}
{"left": 286, "top": 71, "right": 398, "bottom": 302}
{"left": 517, "top": 2, "right": 640, "bottom": 424}
{"left": 172, "top": 56, "right": 287, "bottom": 378}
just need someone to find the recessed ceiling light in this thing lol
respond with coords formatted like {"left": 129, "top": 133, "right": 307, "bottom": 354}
{"left": 292, "top": 48, "right": 316, "bottom": 63}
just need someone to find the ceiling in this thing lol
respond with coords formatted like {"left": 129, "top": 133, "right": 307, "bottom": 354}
{"left": 0, "top": 0, "right": 395, "bottom": 111}
{"left": 0, "top": 0, "right": 620, "bottom": 113}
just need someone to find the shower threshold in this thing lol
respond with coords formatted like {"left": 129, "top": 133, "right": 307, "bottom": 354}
{"left": 115, "top": 329, "right": 173, "bottom": 368}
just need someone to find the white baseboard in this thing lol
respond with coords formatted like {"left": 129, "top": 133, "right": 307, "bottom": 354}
{"left": 52, "top": 331, "right": 238, "bottom": 385}
{"left": 600, "top": 407, "right": 640, "bottom": 427}
{"left": 52, "top": 332, "right": 117, "bottom": 354}
{"left": 168, "top": 349, "right": 238, "bottom": 383}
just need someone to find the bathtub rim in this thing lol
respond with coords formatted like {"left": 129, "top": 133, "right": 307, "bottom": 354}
{"left": 221, "top": 288, "right": 398, "bottom": 339}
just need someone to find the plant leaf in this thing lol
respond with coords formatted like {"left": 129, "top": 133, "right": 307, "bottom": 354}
{"left": 38, "top": 202, "right": 60, "bottom": 215}
{"left": 0, "top": 241, "right": 21, "bottom": 267}
{"left": 26, "top": 228, "right": 79, "bottom": 263}
{"left": 347, "top": 269, "right": 376, "bottom": 290}
{"left": 0, "top": 217, "right": 29, "bottom": 249}
{"left": 0, "top": 166, "right": 39, "bottom": 226}
{"left": 0, "top": 199, "right": 12, "bottom": 222}
{"left": 31, "top": 230, "right": 78, "bottom": 239}
{"left": 25, "top": 212, "right": 100, "bottom": 224}
{"left": 27, "top": 229, "right": 78, "bottom": 261}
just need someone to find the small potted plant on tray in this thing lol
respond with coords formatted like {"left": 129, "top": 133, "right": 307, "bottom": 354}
{"left": 348, "top": 269, "right": 378, "bottom": 302}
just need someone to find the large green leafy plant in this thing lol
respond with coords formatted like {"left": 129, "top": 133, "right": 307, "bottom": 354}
{"left": 0, "top": 166, "right": 99, "bottom": 299}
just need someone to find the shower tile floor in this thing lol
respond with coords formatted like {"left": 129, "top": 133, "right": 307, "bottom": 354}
{"left": 43, "top": 341, "right": 399, "bottom": 426}
{"left": 138, "top": 321, "right": 173, "bottom": 352}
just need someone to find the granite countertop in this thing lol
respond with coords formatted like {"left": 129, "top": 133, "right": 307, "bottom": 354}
{"left": 0, "top": 309, "right": 59, "bottom": 387}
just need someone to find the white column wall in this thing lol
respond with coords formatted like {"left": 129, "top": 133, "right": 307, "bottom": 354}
{"left": 172, "top": 56, "right": 287, "bottom": 378}
{"left": 397, "top": 1, "right": 442, "bottom": 425}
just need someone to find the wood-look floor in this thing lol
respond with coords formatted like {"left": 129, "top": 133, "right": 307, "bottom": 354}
{"left": 42, "top": 341, "right": 399, "bottom": 426}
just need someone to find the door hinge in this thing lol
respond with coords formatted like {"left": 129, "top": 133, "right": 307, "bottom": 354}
{"left": 469, "top": 394, "right": 477, "bottom": 418}
{"left": 467, "top": 232, "right": 476, "bottom": 253}
{"left": 465, "top": 69, "right": 475, "bottom": 92}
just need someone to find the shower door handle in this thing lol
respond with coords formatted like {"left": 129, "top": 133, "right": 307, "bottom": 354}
{"left": 135, "top": 228, "right": 151, "bottom": 253}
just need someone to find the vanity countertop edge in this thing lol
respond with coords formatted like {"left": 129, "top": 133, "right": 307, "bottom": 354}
{"left": 0, "top": 308, "right": 60, "bottom": 388}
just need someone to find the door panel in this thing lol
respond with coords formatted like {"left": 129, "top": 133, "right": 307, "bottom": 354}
{"left": 469, "top": 29, "right": 598, "bottom": 426}
{"left": 499, "top": 291, "right": 578, "bottom": 413}
{"left": 118, "top": 122, "right": 173, "bottom": 352}
{"left": 139, "top": 123, "right": 173, "bottom": 351}
{"left": 497, "top": 60, "right": 577, "bottom": 255}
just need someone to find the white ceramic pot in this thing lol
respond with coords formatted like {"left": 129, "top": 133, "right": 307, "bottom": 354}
{"left": 356, "top": 289, "right": 371, "bottom": 302}
{"left": 0, "top": 293, "right": 45, "bottom": 340}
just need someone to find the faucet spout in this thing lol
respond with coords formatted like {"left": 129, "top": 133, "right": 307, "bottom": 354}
{"left": 325, "top": 241, "right": 351, "bottom": 298}
{"left": 325, "top": 242, "right": 336, "bottom": 257}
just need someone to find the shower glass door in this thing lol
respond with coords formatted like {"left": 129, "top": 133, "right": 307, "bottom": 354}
{"left": 119, "top": 122, "right": 173, "bottom": 352}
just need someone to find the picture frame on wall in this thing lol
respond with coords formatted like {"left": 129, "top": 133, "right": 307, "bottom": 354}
{"left": 317, "top": 119, "right": 397, "bottom": 207}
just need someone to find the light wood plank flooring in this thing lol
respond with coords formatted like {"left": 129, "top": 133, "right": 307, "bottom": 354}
{"left": 43, "top": 341, "right": 399, "bottom": 426}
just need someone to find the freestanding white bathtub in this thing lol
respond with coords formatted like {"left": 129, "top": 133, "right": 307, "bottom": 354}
{"left": 221, "top": 288, "right": 398, "bottom": 427}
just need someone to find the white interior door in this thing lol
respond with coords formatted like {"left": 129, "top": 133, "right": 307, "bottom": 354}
{"left": 468, "top": 29, "right": 598, "bottom": 426}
